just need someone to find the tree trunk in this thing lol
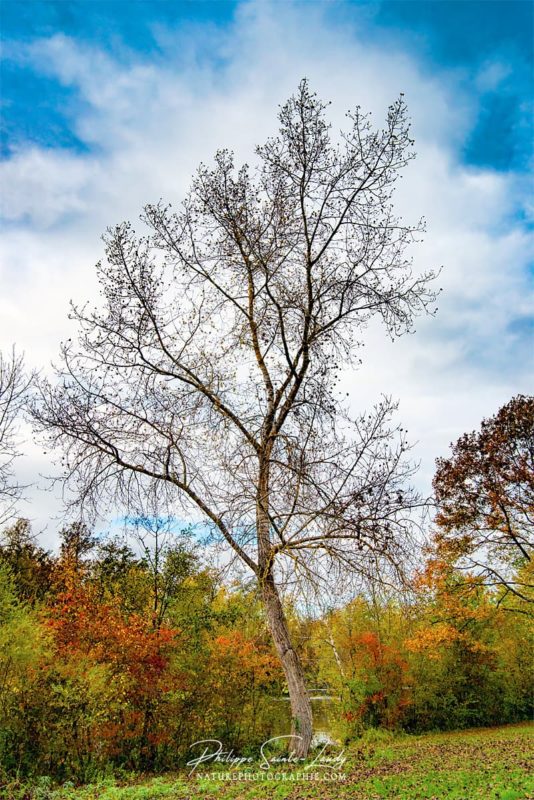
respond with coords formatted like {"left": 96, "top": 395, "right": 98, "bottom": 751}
{"left": 256, "top": 455, "right": 313, "bottom": 757}
{"left": 327, "top": 628, "right": 346, "bottom": 680}
{"left": 260, "top": 572, "right": 313, "bottom": 758}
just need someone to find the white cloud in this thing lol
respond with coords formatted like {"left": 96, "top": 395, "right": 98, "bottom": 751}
{"left": 0, "top": 148, "right": 98, "bottom": 226}
{"left": 1, "top": 0, "right": 531, "bottom": 543}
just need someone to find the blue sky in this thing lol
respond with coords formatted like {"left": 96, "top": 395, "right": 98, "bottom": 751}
{"left": 0, "top": 0, "right": 532, "bottom": 541}
{"left": 2, "top": 1, "right": 532, "bottom": 169}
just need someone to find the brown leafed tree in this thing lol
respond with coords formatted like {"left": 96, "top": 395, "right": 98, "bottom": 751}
{"left": 0, "top": 349, "right": 30, "bottom": 524}
{"left": 32, "top": 80, "right": 437, "bottom": 755}
{"left": 434, "top": 395, "right": 534, "bottom": 607}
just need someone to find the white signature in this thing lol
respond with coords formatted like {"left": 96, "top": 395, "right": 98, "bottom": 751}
{"left": 186, "top": 735, "right": 347, "bottom": 775}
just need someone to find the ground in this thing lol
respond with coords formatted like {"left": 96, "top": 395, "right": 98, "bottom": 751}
{"left": 4, "top": 724, "right": 533, "bottom": 800}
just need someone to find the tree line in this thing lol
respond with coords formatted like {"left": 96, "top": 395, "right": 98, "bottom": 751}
{"left": 0, "top": 469, "right": 531, "bottom": 784}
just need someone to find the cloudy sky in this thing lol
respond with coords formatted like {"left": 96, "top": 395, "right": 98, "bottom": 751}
{"left": 1, "top": 0, "right": 533, "bottom": 547}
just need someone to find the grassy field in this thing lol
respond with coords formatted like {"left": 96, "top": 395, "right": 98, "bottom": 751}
{"left": 3, "top": 723, "right": 533, "bottom": 800}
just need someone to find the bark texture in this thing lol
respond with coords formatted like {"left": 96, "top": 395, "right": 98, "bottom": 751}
{"left": 261, "top": 573, "right": 313, "bottom": 757}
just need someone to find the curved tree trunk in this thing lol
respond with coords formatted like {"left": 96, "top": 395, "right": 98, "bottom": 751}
{"left": 260, "top": 572, "right": 313, "bottom": 758}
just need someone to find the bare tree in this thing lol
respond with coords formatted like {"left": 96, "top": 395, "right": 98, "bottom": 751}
{"left": 32, "top": 81, "right": 438, "bottom": 756}
{"left": 0, "top": 349, "right": 30, "bottom": 525}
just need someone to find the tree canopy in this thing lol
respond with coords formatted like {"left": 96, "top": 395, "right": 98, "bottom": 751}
{"left": 434, "top": 394, "right": 534, "bottom": 607}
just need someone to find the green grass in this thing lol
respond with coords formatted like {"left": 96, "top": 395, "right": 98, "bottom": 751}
{"left": 3, "top": 723, "right": 533, "bottom": 800}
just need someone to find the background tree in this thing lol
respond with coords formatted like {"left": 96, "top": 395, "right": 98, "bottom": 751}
{"left": 32, "top": 80, "right": 437, "bottom": 755}
{"left": 0, "top": 518, "right": 53, "bottom": 604}
{"left": 405, "top": 546, "right": 533, "bottom": 730}
{"left": 433, "top": 394, "right": 533, "bottom": 607}
{"left": 58, "top": 521, "right": 97, "bottom": 573}
{"left": 0, "top": 349, "right": 30, "bottom": 524}
{"left": 124, "top": 514, "right": 197, "bottom": 629}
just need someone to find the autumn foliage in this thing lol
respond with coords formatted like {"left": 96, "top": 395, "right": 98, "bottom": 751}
{"left": 0, "top": 396, "right": 532, "bottom": 783}
{"left": 0, "top": 520, "right": 532, "bottom": 782}
{"left": 433, "top": 394, "right": 533, "bottom": 604}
